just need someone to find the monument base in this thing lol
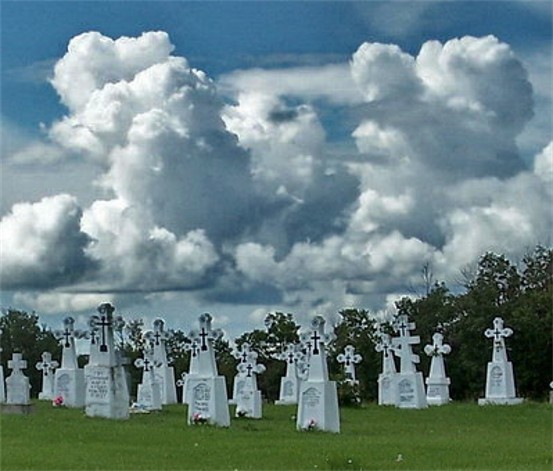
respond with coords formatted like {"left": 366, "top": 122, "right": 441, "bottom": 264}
{"left": 549, "top": 391, "right": 553, "bottom": 405}
{"left": 478, "top": 397, "right": 524, "bottom": 406}
{"left": 235, "top": 389, "right": 262, "bottom": 418}
{"left": 137, "top": 382, "right": 162, "bottom": 411}
{"left": 425, "top": 380, "right": 451, "bottom": 406}
{"left": 275, "top": 376, "right": 299, "bottom": 405}
{"left": 55, "top": 368, "right": 85, "bottom": 408}
{"left": 377, "top": 373, "right": 396, "bottom": 405}
{"left": 154, "top": 366, "right": 177, "bottom": 405}
{"left": 1, "top": 403, "right": 35, "bottom": 414}
{"left": 187, "top": 376, "right": 230, "bottom": 427}
{"left": 395, "top": 372, "right": 427, "bottom": 409}
{"left": 85, "top": 366, "right": 129, "bottom": 420}
{"left": 297, "top": 380, "right": 340, "bottom": 433}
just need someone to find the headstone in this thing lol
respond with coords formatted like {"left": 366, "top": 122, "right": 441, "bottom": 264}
{"left": 424, "top": 333, "right": 451, "bottom": 405}
{"left": 375, "top": 328, "right": 397, "bottom": 405}
{"left": 186, "top": 313, "right": 230, "bottom": 427}
{"left": 181, "top": 338, "right": 200, "bottom": 404}
{"left": 229, "top": 342, "right": 252, "bottom": 405}
{"left": 54, "top": 316, "right": 86, "bottom": 407}
{"left": 84, "top": 302, "right": 129, "bottom": 419}
{"left": 296, "top": 316, "right": 340, "bottom": 433}
{"left": 235, "top": 351, "right": 265, "bottom": 418}
{"left": 275, "top": 343, "right": 301, "bottom": 405}
{"left": 36, "top": 351, "right": 59, "bottom": 400}
{"left": 144, "top": 318, "right": 177, "bottom": 405}
{"left": 337, "top": 345, "right": 362, "bottom": 384}
{"left": 5, "top": 353, "right": 31, "bottom": 411}
{"left": 135, "top": 348, "right": 162, "bottom": 411}
{"left": 549, "top": 381, "right": 553, "bottom": 405}
{"left": 0, "top": 328, "right": 5, "bottom": 404}
{"left": 391, "top": 315, "right": 427, "bottom": 409}
{"left": 478, "top": 317, "right": 523, "bottom": 405}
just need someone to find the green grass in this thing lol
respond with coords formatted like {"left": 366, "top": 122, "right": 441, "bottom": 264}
{"left": 1, "top": 401, "right": 551, "bottom": 470}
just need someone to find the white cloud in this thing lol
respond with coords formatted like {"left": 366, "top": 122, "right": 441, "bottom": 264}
{"left": 13, "top": 291, "right": 111, "bottom": 315}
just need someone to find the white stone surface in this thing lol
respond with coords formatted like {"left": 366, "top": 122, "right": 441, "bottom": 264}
{"left": 135, "top": 349, "right": 162, "bottom": 411}
{"left": 54, "top": 316, "right": 86, "bottom": 407}
{"left": 230, "top": 342, "right": 252, "bottom": 405}
{"left": 375, "top": 330, "right": 397, "bottom": 406}
{"left": 296, "top": 316, "right": 340, "bottom": 433}
{"left": 181, "top": 338, "right": 200, "bottom": 404}
{"left": 391, "top": 315, "right": 427, "bottom": 409}
{"left": 235, "top": 352, "right": 265, "bottom": 418}
{"left": 337, "top": 345, "right": 362, "bottom": 383}
{"left": 84, "top": 302, "right": 130, "bottom": 419}
{"left": 424, "top": 333, "right": 452, "bottom": 405}
{"left": 0, "top": 329, "right": 6, "bottom": 404}
{"left": 6, "top": 353, "right": 31, "bottom": 405}
{"left": 479, "top": 317, "right": 523, "bottom": 405}
{"left": 186, "top": 313, "right": 230, "bottom": 427}
{"left": 144, "top": 318, "right": 177, "bottom": 405}
{"left": 36, "top": 351, "right": 59, "bottom": 400}
{"left": 275, "top": 343, "right": 301, "bottom": 405}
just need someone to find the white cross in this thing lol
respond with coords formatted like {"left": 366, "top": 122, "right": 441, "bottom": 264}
{"left": 233, "top": 343, "right": 252, "bottom": 363}
{"left": 189, "top": 313, "right": 222, "bottom": 351}
{"left": 484, "top": 317, "right": 513, "bottom": 362}
{"left": 237, "top": 353, "right": 265, "bottom": 377}
{"left": 391, "top": 315, "right": 421, "bottom": 373}
{"left": 337, "top": 345, "right": 362, "bottom": 381}
{"left": 424, "top": 333, "right": 451, "bottom": 357}
{"left": 35, "top": 351, "right": 59, "bottom": 376}
{"left": 8, "top": 353, "right": 27, "bottom": 374}
{"left": 300, "top": 316, "right": 333, "bottom": 356}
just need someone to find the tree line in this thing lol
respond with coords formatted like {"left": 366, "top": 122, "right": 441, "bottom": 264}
{"left": 1, "top": 245, "right": 551, "bottom": 402}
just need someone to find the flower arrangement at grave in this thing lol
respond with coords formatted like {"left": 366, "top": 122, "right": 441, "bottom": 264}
{"left": 52, "top": 395, "right": 64, "bottom": 407}
{"left": 235, "top": 406, "right": 248, "bottom": 418}
{"left": 303, "top": 418, "right": 318, "bottom": 431}
{"left": 191, "top": 412, "right": 209, "bottom": 424}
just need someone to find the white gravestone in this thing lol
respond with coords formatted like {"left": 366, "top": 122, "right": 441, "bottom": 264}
{"left": 0, "top": 328, "right": 5, "bottom": 404}
{"left": 54, "top": 317, "right": 86, "bottom": 407}
{"left": 230, "top": 342, "right": 253, "bottom": 405}
{"left": 275, "top": 343, "right": 301, "bottom": 405}
{"left": 391, "top": 315, "right": 427, "bottom": 409}
{"left": 186, "top": 313, "right": 230, "bottom": 427}
{"left": 479, "top": 317, "right": 523, "bottom": 405}
{"left": 36, "top": 351, "right": 59, "bottom": 400}
{"left": 235, "top": 351, "right": 265, "bottom": 418}
{"left": 144, "top": 318, "right": 177, "bottom": 405}
{"left": 180, "top": 338, "right": 200, "bottom": 404}
{"left": 6, "top": 353, "right": 31, "bottom": 405}
{"left": 424, "top": 333, "right": 451, "bottom": 405}
{"left": 337, "top": 345, "right": 362, "bottom": 384}
{"left": 375, "top": 329, "right": 397, "bottom": 406}
{"left": 84, "top": 303, "right": 129, "bottom": 419}
{"left": 135, "top": 348, "right": 162, "bottom": 411}
{"left": 296, "top": 316, "right": 340, "bottom": 433}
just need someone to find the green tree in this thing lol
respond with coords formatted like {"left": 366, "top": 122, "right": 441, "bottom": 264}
{"left": 0, "top": 309, "right": 59, "bottom": 398}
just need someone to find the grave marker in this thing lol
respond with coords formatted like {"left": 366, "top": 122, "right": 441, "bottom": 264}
{"left": 424, "top": 333, "right": 451, "bottom": 405}
{"left": 375, "top": 327, "right": 397, "bottom": 405}
{"left": 181, "top": 338, "right": 200, "bottom": 404}
{"left": 36, "top": 351, "right": 59, "bottom": 400}
{"left": 135, "top": 348, "right": 162, "bottom": 411}
{"left": 296, "top": 316, "right": 340, "bottom": 432}
{"left": 337, "top": 345, "right": 362, "bottom": 384}
{"left": 478, "top": 317, "right": 523, "bottom": 405}
{"left": 4, "top": 353, "right": 33, "bottom": 413}
{"left": 230, "top": 342, "right": 252, "bottom": 405}
{"left": 0, "top": 329, "right": 5, "bottom": 404}
{"left": 235, "top": 351, "right": 265, "bottom": 418}
{"left": 275, "top": 343, "right": 301, "bottom": 405}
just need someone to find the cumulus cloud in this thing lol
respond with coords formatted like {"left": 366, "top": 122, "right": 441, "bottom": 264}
{"left": 0, "top": 194, "right": 94, "bottom": 289}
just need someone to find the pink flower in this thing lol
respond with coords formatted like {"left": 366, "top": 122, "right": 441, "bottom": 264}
{"left": 52, "top": 396, "right": 64, "bottom": 407}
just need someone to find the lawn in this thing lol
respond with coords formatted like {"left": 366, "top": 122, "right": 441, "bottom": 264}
{"left": 1, "top": 401, "right": 551, "bottom": 470}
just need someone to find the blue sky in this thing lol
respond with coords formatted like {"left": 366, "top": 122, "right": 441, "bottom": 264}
{"left": 1, "top": 1, "right": 551, "bottom": 339}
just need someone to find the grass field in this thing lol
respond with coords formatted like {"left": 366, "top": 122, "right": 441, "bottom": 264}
{"left": 1, "top": 401, "right": 551, "bottom": 470}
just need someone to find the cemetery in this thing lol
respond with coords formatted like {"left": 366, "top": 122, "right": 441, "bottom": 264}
{"left": 0, "top": 248, "right": 552, "bottom": 470}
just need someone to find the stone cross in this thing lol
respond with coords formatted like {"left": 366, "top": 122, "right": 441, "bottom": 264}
{"left": 36, "top": 351, "right": 59, "bottom": 376}
{"left": 237, "top": 351, "right": 265, "bottom": 378}
{"left": 485, "top": 317, "right": 513, "bottom": 363}
{"left": 337, "top": 345, "right": 362, "bottom": 382}
{"left": 234, "top": 342, "right": 252, "bottom": 365}
{"left": 144, "top": 318, "right": 171, "bottom": 368}
{"left": 8, "top": 353, "right": 27, "bottom": 375}
{"left": 391, "top": 314, "right": 420, "bottom": 374}
{"left": 188, "top": 313, "right": 223, "bottom": 377}
{"left": 300, "top": 316, "right": 333, "bottom": 358}
{"left": 424, "top": 333, "right": 451, "bottom": 358}
{"left": 90, "top": 303, "right": 115, "bottom": 353}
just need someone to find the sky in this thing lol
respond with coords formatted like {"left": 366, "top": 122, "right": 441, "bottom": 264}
{"left": 1, "top": 0, "right": 552, "bottom": 341}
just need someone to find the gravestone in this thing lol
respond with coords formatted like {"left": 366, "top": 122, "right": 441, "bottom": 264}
{"left": 375, "top": 328, "right": 397, "bottom": 405}
{"left": 337, "top": 345, "right": 362, "bottom": 384}
{"left": 549, "top": 381, "right": 553, "bottom": 404}
{"left": 296, "top": 316, "right": 340, "bottom": 433}
{"left": 424, "top": 333, "right": 451, "bottom": 405}
{"left": 4, "top": 353, "right": 32, "bottom": 414}
{"left": 235, "top": 351, "right": 265, "bottom": 418}
{"left": 135, "top": 348, "right": 162, "bottom": 411}
{"left": 181, "top": 337, "right": 200, "bottom": 404}
{"left": 36, "top": 351, "right": 59, "bottom": 400}
{"left": 186, "top": 313, "right": 230, "bottom": 427}
{"left": 230, "top": 342, "right": 252, "bottom": 405}
{"left": 144, "top": 318, "right": 177, "bottom": 405}
{"left": 54, "top": 317, "right": 86, "bottom": 407}
{"left": 391, "top": 315, "right": 427, "bottom": 409}
{"left": 275, "top": 343, "right": 301, "bottom": 405}
{"left": 84, "top": 302, "right": 129, "bottom": 419}
{"left": 478, "top": 317, "right": 523, "bottom": 405}
{"left": 0, "top": 328, "right": 5, "bottom": 404}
